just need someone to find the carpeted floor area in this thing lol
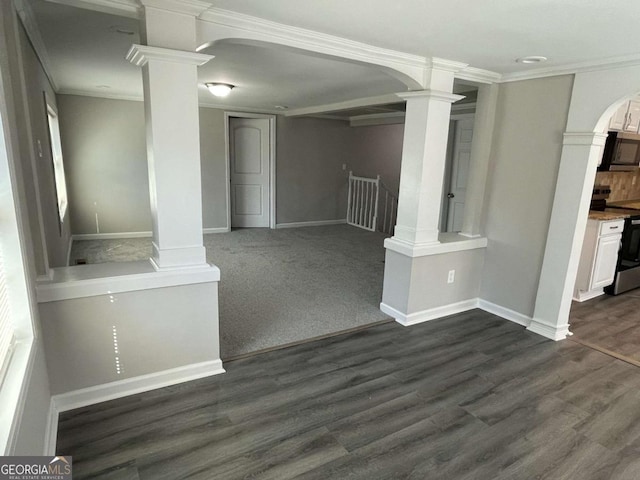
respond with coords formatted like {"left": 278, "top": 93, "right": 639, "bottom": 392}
{"left": 70, "top": 225, "right": 391, "bottom": 358}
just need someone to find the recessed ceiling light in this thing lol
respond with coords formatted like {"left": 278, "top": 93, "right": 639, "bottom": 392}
{"left": 205, "top": 83, "right": 234, "bottom": 97}
{"left": 516, "top": 56, "right": 548, "bottom": 64}
{"left": 109, "top": 25, "right": 135, "bottom": 35}
{"left": 275, "top": 105, "right": 288, "bottom": 110}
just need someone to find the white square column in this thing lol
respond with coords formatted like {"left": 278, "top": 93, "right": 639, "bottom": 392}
{"left": 126, "top": 0, "right": 213, "bottom": 270}
{"left": 392, "top": 86, "right": 464, "bottom": 248}
{"left": 127, "top": 45, "right": 212, "bottom": 270}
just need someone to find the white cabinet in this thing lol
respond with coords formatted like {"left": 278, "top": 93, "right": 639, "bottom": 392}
{"left": 609, "top": 99, "right": 640, "bottom": 133}
{"left": 610, "top": 102, "right": 629, "bottom": 131}
{"left": 574, "top": 218, "right": 624, "bottom": 302}
{"left": 625, "top": 100, "right": 640, "bottom": 132}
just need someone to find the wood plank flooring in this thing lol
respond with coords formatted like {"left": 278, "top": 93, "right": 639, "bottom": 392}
{"left": 57, "top": 310, "right": 640, "bottom": 479}
{"left": 570, "top": 290, "right": 640, "bottom": 365}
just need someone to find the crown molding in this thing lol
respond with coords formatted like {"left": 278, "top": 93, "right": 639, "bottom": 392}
{"left": 429, "top": 57, "right": 468, "bottom": 73}
{"left": 126, "top": 44, "right": 213, "bottom": 66}
{"left": 500, "top": 53, "right": 640, "bottom": 83}
{"left": 562, "top": 132, "right": 608, "bottom": 146}
{"left": 140, "top": 0, "right": 211, "bottom": 17}
{"left": 397, "top": 90, "right": 465, "bottom": 103}
{"left": 57, "top": 88, "right": 144, "bottom": 102}
{"left": 284, "top": 93, "right": 401, "bottom": 117}
{"left": 43, "top": 0, "right": 140, "bottom": 19}
{"left": 13, "top": 0, "right": 59, "bottom": 91}
{"left": 457, "top": 66, "right": 502, "bottom": 85}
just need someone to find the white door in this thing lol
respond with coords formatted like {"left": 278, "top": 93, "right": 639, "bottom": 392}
{"left": 229, "top": 117, "right": 270, "bottom": 228}
{"left": 446, "top": 117, "right": 474, "bottom": 232}
{"left": 591, "top": 235, "right": 621, "bottom": 289}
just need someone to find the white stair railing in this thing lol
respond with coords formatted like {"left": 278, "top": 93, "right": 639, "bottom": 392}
{"left": 378, "top": 179, "right": 398, "bottom": 236}
{"left": 347, "top": 172, "right": 398, "bottom": 235}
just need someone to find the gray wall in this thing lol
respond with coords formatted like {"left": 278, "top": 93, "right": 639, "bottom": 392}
{"left": 276, "top": 116, "right": 351, "bottom": 224}
{"left": 200, "top": 108, "right": 228, "bottom": 229}
{"left": 347, "top": 123, "right": 404, "bottom": 195}
{"left": 480, "top": 75, "right": 574, "bottom": 316}
{"left": 58, "top": 95, "right": 151, "bottom": 234}
{"left": 58, "top": 97, "right": 231, "bottom": 234}
{"left": 18, "top": 20, "right": 71, "bottom": 267}
{"left": 0, "top": 3, "right": 52, "bottom": 454}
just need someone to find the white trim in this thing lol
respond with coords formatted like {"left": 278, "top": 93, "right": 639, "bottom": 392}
{"left": 380, "top": 299, "right": 478, "bottom": 326}
{"left": 457, "top": 66, "right": 502, "bottom": 85}
{"left": 451, "top": 102, "right": 477, "bottom": 112}
{"left": 52, "top": 359, "right": 225, "bottom": 413}
{"left": 224, "top": 112, "right": 277, "bottom": 230}
{"left": 476, "top": 299, "right": 532, "bottom": 327}
{"left": 58, "top": 89, "right": 144, "bottom": 103}
{"left": 13, "top": 0, "right": 59, "bottom": 91}
{"left": 139, "top": 0, "right": 211, "bottom": 17}
{"left": 203, "top": 227, "right": 229, "bottom": 234}
{"left": 284, "top": 94, "right": 401, "bottom": 118}
{"left": 527, "top": 318, "right": 570, "bottom": 341}
{"left": 42, "top": 0, "right": 140, "bottom": 18}
{"left": 65, "top": 236, "right": 72, "bottom": 266}
{"left": 43, "top": 399, "right": 58, "bottom": 456}
{"left": 397, "top": 90, "right": 465, "bottom": 103}
{"left": 500, "top": 53, "right": 640, "bottom": 84}
{"left": 126, "top": 44, "right": 213, "bottom": 67}
{"left": 573, "top": 288, "right": 604, "bottom": 303}
{"left": 72, "top": 231, "right": 152, "bottom": 241}
{"left": 275, "top": 219, "right": 347, "bottom": 229}
{"left": 36, "top": 261, "right": 220, "bottom": 303}
{"left": 384, "top": 234, "right": 487, "bottom": 258}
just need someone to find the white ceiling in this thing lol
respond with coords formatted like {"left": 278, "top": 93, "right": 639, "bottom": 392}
{"left": 210, "top": 0, "right": 640, "bottom": 75}
{"left": 27, "top": 0, "right": 640, "bottom": 113}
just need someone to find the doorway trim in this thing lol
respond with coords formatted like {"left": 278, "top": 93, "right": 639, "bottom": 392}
{"left": 224, "top": 112, "right": 277, "bottom": 230}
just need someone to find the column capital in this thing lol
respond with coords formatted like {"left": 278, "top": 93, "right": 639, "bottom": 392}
{"left": 126, "top": 44, "right": 213, "bottom": 67}
{"left": 428, "top": 57, "right": 469, "bottom": 73}
{"left": 563, "top": 132, "right": 608, "bottom": 146}
{"left": 139, "top": 0, "right": 211, "bottom": 17}
{"left": 397, "top": 90, "right": 465, "bottom": 104}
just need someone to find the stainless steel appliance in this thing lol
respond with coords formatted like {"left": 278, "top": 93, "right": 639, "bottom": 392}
{"left": 604, "top": 215, "right": 640, "bottom": 295}
{"left": 599, "top": 131, "right": 640, "bottom": 171}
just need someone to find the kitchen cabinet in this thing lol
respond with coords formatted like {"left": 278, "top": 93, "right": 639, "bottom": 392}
{"left": 574, "top": 218, "right": 624, "bottom": 302}
{"left": 609, "top": 99, "right": 640, "bottom": 133}
{"left": 625, "top": 100, "right": 640, "bottom": 132}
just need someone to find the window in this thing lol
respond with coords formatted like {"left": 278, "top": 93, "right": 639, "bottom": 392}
{"left": 0, "top": 244, "right": 14, "bottom": 384}
{"left": 45, "top": 100, "right": 68, "bottom": 223}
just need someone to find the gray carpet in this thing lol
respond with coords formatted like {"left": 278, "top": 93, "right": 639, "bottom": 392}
{"left": 70, "top": 225, "right": 391, "bottom": 358}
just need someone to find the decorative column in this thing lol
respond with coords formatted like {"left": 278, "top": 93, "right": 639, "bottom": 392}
{"left": 390, "top": 63, "right": 464, "bottom": 250}
{"left": 530, "top": 132, "right": 607, "bottom": 340}
{"left": 127, "top": 0, "right": 212, "bottom": 270}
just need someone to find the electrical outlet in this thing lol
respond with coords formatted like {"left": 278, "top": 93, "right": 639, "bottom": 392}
{"left": 447, "top": 269, "right": 455, "bottom": 284}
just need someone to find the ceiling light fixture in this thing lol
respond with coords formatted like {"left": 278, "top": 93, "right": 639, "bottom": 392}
{"left": 206, "top": 83, "right": 234, "bottom": 97}
{"left": 516, "top": 56, "right": 548, "bottom": 64}
{"left": 275, "top": 105, "right": 288, "bottom": 110}
{"left": 108, "top": 25, "right": 135, "bottom": 35}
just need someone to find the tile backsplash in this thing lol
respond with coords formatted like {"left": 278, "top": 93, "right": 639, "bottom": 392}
{"left": 596, "top": 171, "right": 640, "bottom": 202}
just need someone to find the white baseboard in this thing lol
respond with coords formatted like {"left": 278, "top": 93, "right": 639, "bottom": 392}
{"left": 275, "top": 219, "right": 347, "bottom": 229}
{"left": 43, "top": 399, "right": 58, "bottom": 456}
{"left": 52, "top": 359, "right": 225, "bottom": 413}
{"left": 203, "top": 227, "right": 230, "bottom": 234}
{"left": 572, "top": 288, "right": 604, "bottom": 302}
{"left": 476, "top": 299, "right": 532, "bottom": 327}
{"left": 72, "top": 231, "right": 153, "bottom": 241}
{"left": 380, "top": 299, "right": 479, "bottom": 326}
{"left": 527, "top": 318, "right": 570, "bottom": 341}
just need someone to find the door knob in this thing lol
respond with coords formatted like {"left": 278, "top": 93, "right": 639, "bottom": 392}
{"left": 447, "top": 193, "right": 455, "bottom": 198}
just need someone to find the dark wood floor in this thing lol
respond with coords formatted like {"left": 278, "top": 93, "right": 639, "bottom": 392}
{"left": 57, "top": 310, "right": 640, "bottom": 480}
{"left": 571, "top": 290, "right": 640, "bottom": 365}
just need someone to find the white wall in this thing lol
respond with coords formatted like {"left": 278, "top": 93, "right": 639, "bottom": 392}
{"left": 480, "top": 75, "right": 574, "bottom": 317}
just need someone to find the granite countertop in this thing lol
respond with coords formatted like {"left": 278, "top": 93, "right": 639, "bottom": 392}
{"left": 607, "top": 199, "right": 640, "bottom": 209}
{"left": 589, "top": 208, "right": 640, "bottom": 220}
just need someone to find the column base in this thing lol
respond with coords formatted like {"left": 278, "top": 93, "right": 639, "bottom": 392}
{"left": 151, "top": 242, "right": 208, "bottom": 270}
{"left": 526, "top": 318, "right": 570, "bottom": 341}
